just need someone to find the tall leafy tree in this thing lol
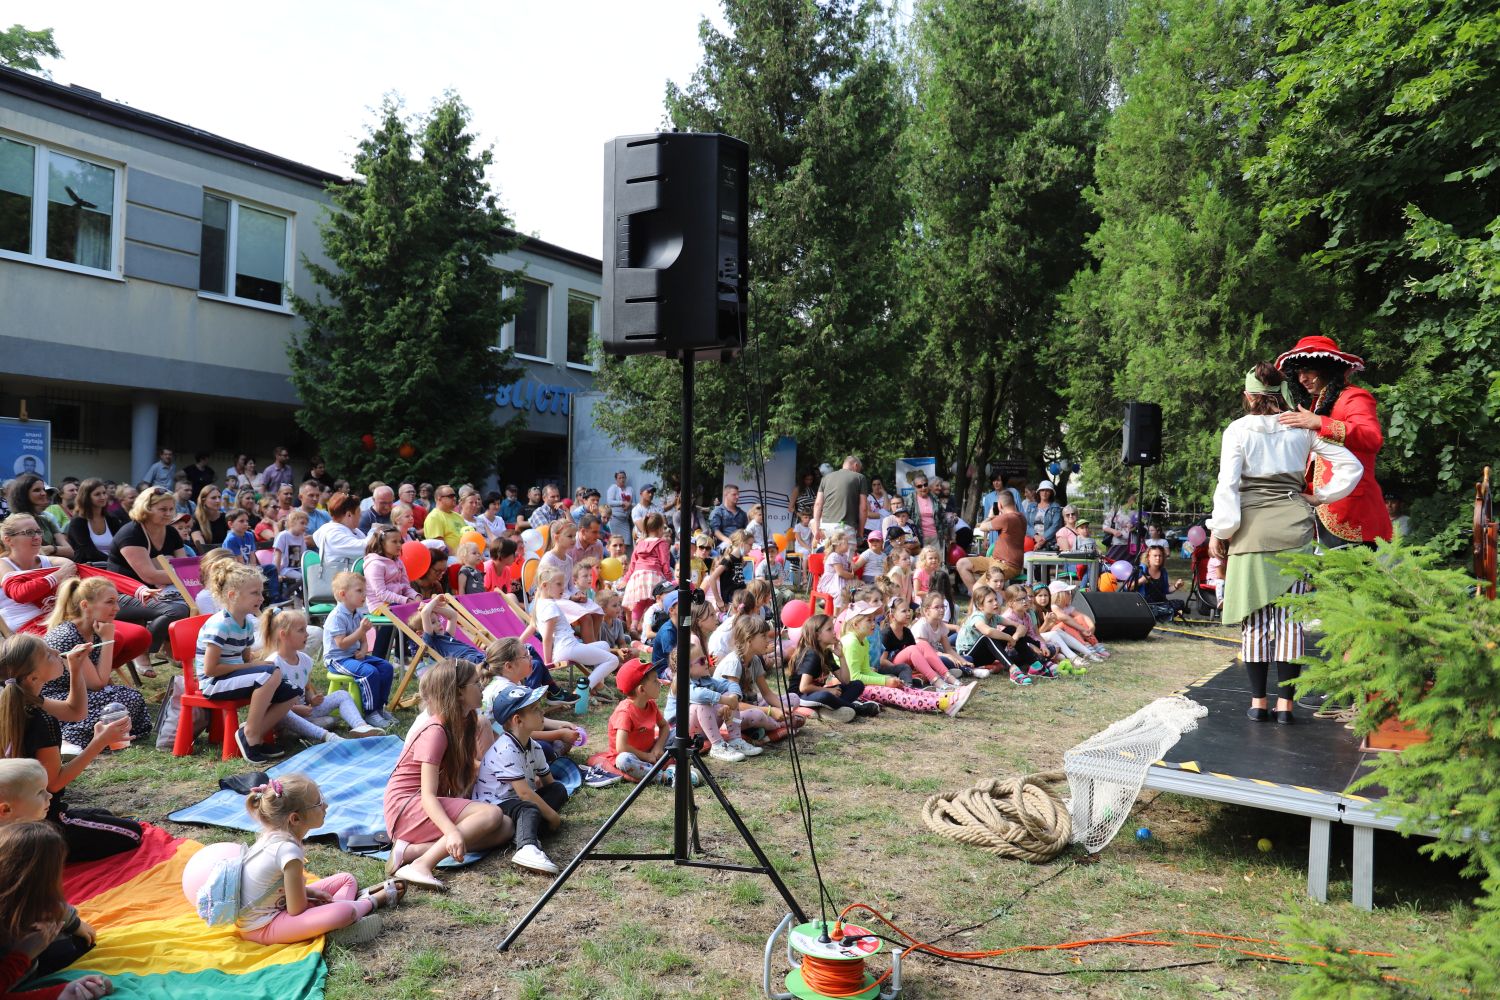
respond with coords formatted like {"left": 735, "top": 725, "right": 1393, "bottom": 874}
{"left": 0, "top": 24, "right": 60, "bottom": 74}
{"left": 902, "top": 0, "right": 1094, "bottom": 513}
{"left": 289, "top": 97, "right": 524, "bottom": 487}
{"left": 1054, "top": 0, "right": 1338, "bottom": 508}
{"left": 1249, "top": 0, "right": 1500, "bottom": 503}
{"left": 593, "top": 0, "right": 911, "bottom": 487}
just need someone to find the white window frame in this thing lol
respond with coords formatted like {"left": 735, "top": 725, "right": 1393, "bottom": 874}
{"left": 565, "top": 290, "right": 599, "bottom": 372}
{"left": 197, "top": 191, "right": 295, "bottom": 313}
{"left": 0, "top": 131, "right": 124, "bottom": 281}
{"left": 504, "top": 277, "right": 552, "bottom": 363}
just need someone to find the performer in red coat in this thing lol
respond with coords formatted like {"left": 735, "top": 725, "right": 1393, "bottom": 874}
{"left": 1274, "top": 335, "right": 1393, "bottom": 545}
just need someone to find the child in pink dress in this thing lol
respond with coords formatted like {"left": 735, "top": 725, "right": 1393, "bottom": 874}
{"left": 621, "top": 513, "right": 672, "bottom": 630}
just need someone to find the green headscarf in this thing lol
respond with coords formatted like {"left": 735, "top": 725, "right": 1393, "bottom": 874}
{"left": 1245, "top": 368, "right": 1295, "bottom": 411}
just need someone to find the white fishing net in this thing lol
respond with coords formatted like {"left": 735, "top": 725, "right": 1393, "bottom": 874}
{"left": 1063, "top": 695, "right": 1208, "bottom": 854}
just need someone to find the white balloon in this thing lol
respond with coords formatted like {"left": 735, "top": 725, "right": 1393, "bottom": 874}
{"left": 521, "top": 528, "right": 543, "bottom": 556}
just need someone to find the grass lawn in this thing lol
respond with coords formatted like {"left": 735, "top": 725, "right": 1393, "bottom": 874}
{"left": 72, "top": 625, "right": 1476, "bottom": 999}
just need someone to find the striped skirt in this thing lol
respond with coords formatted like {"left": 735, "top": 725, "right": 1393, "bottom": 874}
{"left": 1240, "top": 577, "right": 1308, "bottom": 663}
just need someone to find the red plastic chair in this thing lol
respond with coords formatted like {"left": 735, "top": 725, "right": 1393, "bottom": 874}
{"left": 807, "top": 552, "right": 833, "bottom": 617}
{"left": 169, "top": 614, "right": 249, "bottom": 760}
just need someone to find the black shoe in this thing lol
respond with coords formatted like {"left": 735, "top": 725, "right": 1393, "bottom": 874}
{"left": 547, "top": 690, "right": 579, "bottom": 707}
{"left": 853, "top": 701, "right": 881, "bottom": 718}
{"left": 1275, "top": 711, "right": 1295, "bottom": 725}
{"left": 235, "top": 727, "right": 271, "bottom": 765}
{"left": 1246, "top": 707, "right": 1270, "bottom": 722}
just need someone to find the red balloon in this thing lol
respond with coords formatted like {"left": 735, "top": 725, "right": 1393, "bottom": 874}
{"left": 398, "top": 442, "right": 416, "bottom": 460}
{"left": 400, "top": 539, "right": 432, "bottom": 581}
{"left": 947, "top": 544, "right": 965, "bottom": 566}
{"left": 360, "top": 433, "right": 376, "bottom": 453}
{"left": 781, "top": 598, "right": 811, "bottom": 629}
{"left": 1023, "top": 535, "right": 1037, "bottom": 552}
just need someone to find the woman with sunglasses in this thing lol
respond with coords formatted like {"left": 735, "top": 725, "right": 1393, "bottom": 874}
{"left": 106, "top": 487, "right": 192, "bottom": 654}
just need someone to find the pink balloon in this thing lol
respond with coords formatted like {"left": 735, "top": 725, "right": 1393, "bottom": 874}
{"left": 1187, "top": 525, "right": 1207, "bottom": 547}
{"left": 947, "top": 544, "right": 966, "bottom": 566}
{"left": 182, "top": 840, "right": 244, "bottom": 904}
{"left": 781, "top": 599, "right": 811, "bottom": 629}
{"left": 1111, "top": 560, "right": 1135, "bottom": 582}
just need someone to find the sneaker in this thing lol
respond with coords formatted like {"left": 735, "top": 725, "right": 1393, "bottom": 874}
{"left": 349, "top": 725, "right": 386, "bottom": 738}
{"left": 971, "top": 668, "right": 992, "bottom": 679}
{"left": 260, "top": 738, "right": 287, "bottom": 758}
{"left": 1008, "top": 666, "right": 1033, "bottom": 687}
{"left": 853, "top": 701, "right": 881, "bottom": 717}
{"left": 944, "top": 682, "right": 976, "bottom": 718}
{"left": 327, "top": 913, "right": 384, "bottom": 946}
{"left": 726, "top": 737, "right": 764, "bottom": 757}
{"left": 323, "top": 732, "right": 346, "bottom": 744}
{"left": 815, "top": 705, "right": 856, "bottom": 724}
{"left": 546, "top": 690, "right": 580, "bottom": 707}
{"left": 583, "top": 765, "right": 623, "bottom": 788}
{"left": 512, "top": 844, "right": 561, "bottom": 875}
{"left": 658, "top": 766, "right": 703, "bottom": 787}
{"left": 235, "top": 727, "right": 272, "bottom": 764}
{"left": 709, "top": 742, "right": 747, "bottom": 763}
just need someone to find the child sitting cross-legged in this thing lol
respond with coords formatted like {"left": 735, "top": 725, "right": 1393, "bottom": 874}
{"left": 713, "top": 615, "right": 795, "bottom": 746}
{"left": 472, "top": 686, "right": 569, "bottom": 876}
{"left": 1028, "top": 585, "right": 1097, "bottom": 668}
{"left": 840, "top": 603, "right": 973, "bottom": 717}
{"left": 535, "top": 567, "right": 619, "bottom": 703}
{"left": 596, "top": 658, "right": 697, "bottom": 786}
{"left": 665, "top": 635, "right": 751, "bottom": 763}
{"left": 478, "top": 638, "right": 598, "bottom": 774}
{"left": 1046, "top": 580, "right": 1110, "bottom": 659}
{"left": 0, "top": 821, "right": 112, "bottom": 1000}
{"left": 956, "top": 584, "right": 1032, "bottom": 686}
{"left": 323, "top": 572, "right": 398, "bottom": 730}
{"left": 235, "top": 775, "right": 400, "bottom": 946}
{"left": 194, "top": 564, "right": 299, "bottom": 765}
{"left": 260, "top": 607, "right": 384, "bottom": 746}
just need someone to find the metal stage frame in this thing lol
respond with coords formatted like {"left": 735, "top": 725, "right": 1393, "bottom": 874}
{"left": 1142, "top": 661, "right": 1420, "bottom": 911}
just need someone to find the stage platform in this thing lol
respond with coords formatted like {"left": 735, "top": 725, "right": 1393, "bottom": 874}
{"left": 1143, "top": 660, "right": 1412, "bottom": 910}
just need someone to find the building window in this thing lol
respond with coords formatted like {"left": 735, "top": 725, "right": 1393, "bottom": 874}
{"left": 0, "top": 136, "right": 118, "bottom": 273}
{"left": 567, "top": 293, "right": 596, "bottom": 367}
{"left": 512, "top": 280, "right": 548, "bottom": 359}
{"left": 199, "top": 193, "right": 290, "bottom": 306}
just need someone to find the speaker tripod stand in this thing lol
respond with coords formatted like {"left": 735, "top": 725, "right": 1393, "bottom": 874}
{"left": 498, "top": 356, "right": 806, "bottom": 951}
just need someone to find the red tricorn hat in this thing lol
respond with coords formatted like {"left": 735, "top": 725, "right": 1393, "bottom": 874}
{"left": 1275, "top": 335, "right": 1365, "bottom": 373}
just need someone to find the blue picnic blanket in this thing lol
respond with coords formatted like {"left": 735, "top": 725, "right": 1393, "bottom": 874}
{"left": 167, "top": 735, "right": 584, "bottom": 854}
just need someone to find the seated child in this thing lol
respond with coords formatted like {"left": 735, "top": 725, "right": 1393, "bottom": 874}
{"left": 788, "top": 613, "right": 864, "bottom": 723}
{"left": 419, "top": 596, "right": 486, "bottom": 667}
{"left": 535, "top": 567, "right": 619, "bottom": 702}
{"left": 0, "top": 636, "right": 142, "bottom": 862}
{"left": 323, "top": 572, "right": 398, "bottom": 729}
{"left": 997, "top": 584, "right": 1062, "bottom": 679}
{"left": 1028, "top": 585, "right": 1096, "bottom": 668}
{"left": 194, "top": 563, "right": 301, "bottom": 765}
{"left": 596, "top": 659, "right": 670, "bottom": 783}
{"left": 1046, "top": 580, "right": 1109, "bottom": 659}
{"left": 713, "top": 616, "right": 793, "bottom": 743}
{"left": 707, "top": 588, "right": 755, "bottom": 661}
{"left": 0, "top": 821, "right": 112, "bottom": 1000}
{"left": 261, "top": 607, "right": 382, "bottom": 745}
{"left": 455, "top": 541, "right": 486, "bottom": 596}
{"left": 235, "top": 775, "right": 398, "bottom": 945}
{"left": 879, "top": 595, "right": 960, "bottom": 689}
{"left": 838, "top": 604, "right": 969, "bottom": 716}
{"left": 272, "top": 510, "right": 309, "bottom": 599}
{"left": 483, "top": 537, "right": 521, "bottom": 595}
{"left": 479, "top": 638, "right": 579, "bottom": 759}
{"left": 473, "top": 687, "right": 568, "bottom": 875}
{"left": 955, "top": 584, "right": 1029, "bottom": 685}
{"left": 572, "top": 559, "right": 598, "bottom": 605}
{"left": 597, "top": 590, "right": 637, "bottom": 659}
{"left": 224, "top": 509, "right": 279, "bottom": 604}
{"left": 664, "top": 635, "right": 750, "bottom": 763}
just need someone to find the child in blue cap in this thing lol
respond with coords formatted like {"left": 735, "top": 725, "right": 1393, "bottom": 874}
{"left": 473, "top": 686, "right": 568, "bottom": 875}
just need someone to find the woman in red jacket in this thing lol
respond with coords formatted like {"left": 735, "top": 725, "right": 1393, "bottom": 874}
{"left": 1274, "top": 336, "right": 1393, "bottom": 546}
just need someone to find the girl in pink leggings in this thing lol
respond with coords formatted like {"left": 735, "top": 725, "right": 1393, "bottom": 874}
{"left": 878, "top": 598, "right": 961, "bottom": 690}
{"left": 236, "top": 775, "right": 402, "bottom": 946}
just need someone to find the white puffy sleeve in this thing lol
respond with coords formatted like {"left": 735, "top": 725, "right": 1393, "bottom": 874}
{"left": 1205, "top": 422, "right": 1245, "bottom": 540}
{"left": 1310, "top": 436, "right": 1363, "bottom": 505}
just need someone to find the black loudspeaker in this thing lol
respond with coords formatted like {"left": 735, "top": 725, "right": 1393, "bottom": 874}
{"left": 1121, "top": 401, "right": 1162, "bottom": 466}
{"left": 1073, "top": 591, "right": 1156, "bottom": 640}
{"left": 602, "top": 132, "right": 749, "bottom": 358}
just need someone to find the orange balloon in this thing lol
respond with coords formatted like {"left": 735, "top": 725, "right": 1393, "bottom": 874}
{"left": 773, "top": 532, "right": 788, "bottom": 553}
{"left": 461, "top": 531, "right": 486, "bottom": 550}
{"left": 538, "top": 523, "right": 550, "bottom": 546}
{"left": 1098, "top": 572, "right": 1118, "bottom": 592}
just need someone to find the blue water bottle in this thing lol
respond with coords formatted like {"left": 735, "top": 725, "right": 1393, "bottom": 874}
{"left": 574, "top": 677, "right": 590, "bottom": 716}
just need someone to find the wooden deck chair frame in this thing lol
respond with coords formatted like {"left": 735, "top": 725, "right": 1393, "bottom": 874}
{"left": 442, "top": 592, "right": 575, "bottom": 688}
{"left": 155, "top": 555, "right": 200, "bottom": 616}
{"left": 374, "top": 602, "right": 442, "bottom": 711}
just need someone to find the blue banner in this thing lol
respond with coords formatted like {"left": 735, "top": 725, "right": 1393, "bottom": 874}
{"left": 0, "top": 417, "right": 51, "bottom": 481}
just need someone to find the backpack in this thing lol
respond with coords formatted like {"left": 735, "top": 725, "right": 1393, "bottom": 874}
{"left": 194, "top": 841, "right": 264, "bottom": 926}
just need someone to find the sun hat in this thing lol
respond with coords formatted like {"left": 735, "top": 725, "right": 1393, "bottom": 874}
{"left": 615, "top": 658, "right": 655, "bottom": 696}
{"left": 1037, "top": 480, "right": 1056, "bottom": 493}
{"left": 845, "top": 600, "right": 881, "bottom": 620}
{"left": 491, "top": 685, "right": 547, "bottom": 727}
{"left": 867, "top": 530, "right": 883, "bottom": 543}
{"left": 1274, "top": 334, "right": 1365, "bottom": 373}
{"left": 1047, "top": 579, "right": 1075, "bottom": 595}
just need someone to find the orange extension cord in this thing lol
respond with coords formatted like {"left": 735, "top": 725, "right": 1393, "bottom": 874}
{"left": 793, "top": 903, "right": 1403, "bottom": 999}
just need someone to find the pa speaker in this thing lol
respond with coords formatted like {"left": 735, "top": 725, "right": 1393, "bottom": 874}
{"left": 1073, "top": 591, "right": 1156, "bottom": 640}
{"left": 1121, "top": 401, "right": 1162, "bottom": 467}
{"left": 602, "top": 132, "right": 749, "bottom": 359}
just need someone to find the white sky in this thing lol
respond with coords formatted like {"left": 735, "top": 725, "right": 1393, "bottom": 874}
{"left": 11, "top": 0, "right": 724, "bottom": 257}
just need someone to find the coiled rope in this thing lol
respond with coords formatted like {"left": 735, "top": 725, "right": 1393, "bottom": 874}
{"left": 921, "top": 772, "right": 1072, "bottom": 863}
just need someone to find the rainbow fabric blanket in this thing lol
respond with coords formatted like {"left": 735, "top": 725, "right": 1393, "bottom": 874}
{"left": 42, "top": 823, "right": 324, "bottom": 999}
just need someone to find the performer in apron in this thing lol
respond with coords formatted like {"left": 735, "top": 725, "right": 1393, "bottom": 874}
{"left": 1207, "top": 363, "right": 1362, "bottom": 724}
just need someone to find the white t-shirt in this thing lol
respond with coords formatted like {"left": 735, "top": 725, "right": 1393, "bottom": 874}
{"left": 707, "top": 616, "right": 736, "bottom": 660}
{"left": 713, "top": 650, "right": 765, "bottom": 693}
{"left": 273, "top": 530, "right": 307, "bottom": 572}
{"left": 535, "top": 597, "right": 576, "bottom": 645}
{"left": 236, "top": 831, "right": 304, "bottom": 930}
{"left": 473, "top": 731, "right": 548, "bottom": 806}
{"left": 912, "top": 618, "right": 949, "bottom": 648}
{"left": 857, "top": 547, "right": 885, "bottom": 582}
{"left": 792, "top": 523, "right": 813, "bottom": 555}
{"left": 272, "top": 650, "right": 314, "bottom": 692}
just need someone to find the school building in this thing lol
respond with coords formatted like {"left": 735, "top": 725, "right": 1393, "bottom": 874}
{"left": 0, "top": 64, "right": 601, "bottom": 488}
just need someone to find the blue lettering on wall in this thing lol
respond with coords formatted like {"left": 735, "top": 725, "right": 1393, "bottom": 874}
{"left": 493, "top": 380, "right": 575, "bottom": 416}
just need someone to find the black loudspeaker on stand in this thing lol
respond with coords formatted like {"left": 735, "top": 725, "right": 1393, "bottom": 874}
{"left": 1121, "top": 401, "right": 1162, "bottom": 550}
{"left": 499, "top": 132, "right": 804, "bottom": 952}
{"left": 1074, "top": 591, "right": 1156, "bottom": 641}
